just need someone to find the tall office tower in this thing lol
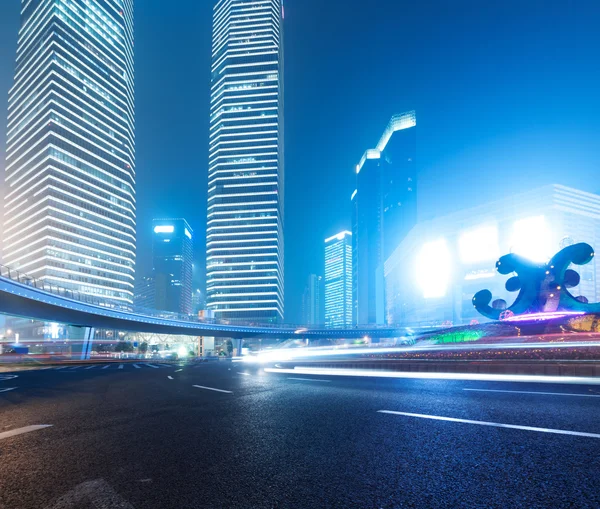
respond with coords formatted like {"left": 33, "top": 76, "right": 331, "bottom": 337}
{"left": 207, "top": 0, "right": 285, "bottom": 323}
{"left": 2, "top": 0, "right": 136, "bottom": 306}
{"left": 352, "top": 111, "right": 416, "bottom": 324}
{"left": 152, "top": 219, "right": 193, "bottom": 315}
{"left": 324, "top": 232, "right": 352, "bottom": 328}
{"left": 133, "top": 274, "right": 155, "bottom": 310}
{"left": 301, "top": 273, "right": 323, "bottom": 326}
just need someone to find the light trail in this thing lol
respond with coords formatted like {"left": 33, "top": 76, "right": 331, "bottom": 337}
{"left": 244, "top": 340, "right": 600, "bottom": 364}
{"left": 264, "top": 366, "right": 600, "bottom": 385}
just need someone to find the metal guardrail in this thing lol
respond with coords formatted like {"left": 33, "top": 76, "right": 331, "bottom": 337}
{"left": 0, "top": 264, "right": 416, "bottom": 333}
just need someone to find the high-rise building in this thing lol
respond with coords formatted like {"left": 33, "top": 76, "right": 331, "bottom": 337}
{"left": 324, "top": 231, "right": 352, "bottom": 327}
{"left": 2, "top": 0, "right": 136, "bottom": 306}
{"left": 206, "top": 0, "right": 285, "bottom": 323}
{"left": 152, "top": 219, "right": 193, "bottom": 315}
{"left": 302, "top": 274, "right": 323, "bottom": 326}
{"left": 134, "top": 274, "right": 155, "bottom": 310}
{"left": 352, "top": 111, "right": 416, "bottom": 324}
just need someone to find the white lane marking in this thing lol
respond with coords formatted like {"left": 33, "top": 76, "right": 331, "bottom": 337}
{"left": 0, "top": 374, "right": 18, "bottom": 381}
{"left": 288, "top": 377, "right": 331, "bottom": 382}
{"left": 102, "top": 365, "right": 111, "bottom": 370}
{"left": 118, "top": 364, "right": 124, "bottom": 370}
{"left": 175, "top": 369, "right": 183, "bottom": 372}
{"left": 69, "top": 366, "right": 81, "bottom": 370}
{"left": 264, "top": 367, "right": 600, "bottom": 385}
{"left": 145, "top": 364, "right": 159, "bottom": 369}
{"left": 237, "top": 372, "right": 251, "bottom": 376}
{"left": 85, "top": 365, "right": 97, "bottom": 370}
{"left": 0, "top": 387, "right": 17, "bottom": 393}
{"left": 378, "top": 410, "right": 600, "bottom": 439}
{"left": 192, "top": 385, "right": 233, "bottom": 394}
{"left": 167, "top": 376, "right": 174, "bottom": 380}
{"left": 55, "top": 366, "right": 69, "bottom": 370}
{"left": 45, "top": 478, "right": 134, "bottom": 509}
{"left": 133, "top": 364, "right": 141, "bottom": 369}
{"left": 464, "top": 388, "right": 600, "bottom": 398}
{"left": 0, "top": 425, "right": 53, "bottom": 441}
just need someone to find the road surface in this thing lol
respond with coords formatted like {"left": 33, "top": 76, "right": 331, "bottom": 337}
{"left": 1, "top": 361, "right": 599, "bottom": 508}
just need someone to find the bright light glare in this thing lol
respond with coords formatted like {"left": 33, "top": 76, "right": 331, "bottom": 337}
{"left": 177, "top": 346, "right": 188, "bottom": 358}
{"left": 415, "top": 239, "right": 451, "bottom": 298}
{"left": 154, "top": 225, "right": 174, "bottom": 234}
{"left": 510, "top": 216, "right": 553, "bottom": 263}
{"left": 459, "top": 226, "right": 499, "bottom": 264}
{"left": 263, "top": 367, "right": 600, "bottom": 385}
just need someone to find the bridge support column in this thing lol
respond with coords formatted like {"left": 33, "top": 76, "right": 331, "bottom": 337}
{"left": 67, "top": 326, "right": 95, "bottom": 360}
{"left": 235, "top": 338, "right": 243, "bottom": 357}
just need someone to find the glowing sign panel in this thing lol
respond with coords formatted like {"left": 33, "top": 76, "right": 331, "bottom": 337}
{"left": 154, "top": 225, "right": 174, "bottom": 234}
{"left": 416, "top": 239, "right": 452, "bottom": 298}
{"left": 459, "top": 226, "right": 499, "bottom": 264}
{"left": 510, "top": 216, "right": 553, "bottom": 263}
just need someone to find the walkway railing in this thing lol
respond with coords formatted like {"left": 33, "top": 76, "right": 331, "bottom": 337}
{"left": 0, "top": 264, "right": 421, "bottom": 332}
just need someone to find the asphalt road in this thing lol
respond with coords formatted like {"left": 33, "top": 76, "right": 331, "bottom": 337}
{"left": 1, "top": 360, "right": 599, "bottom": 509}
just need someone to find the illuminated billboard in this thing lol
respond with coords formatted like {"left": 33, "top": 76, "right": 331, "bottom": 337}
{"left": 510, "top": 216, "right": 552, "bottom": 262}
{"left": 416, "top": 238, "right": 452, "bottom": 298}
{"left": 458, "top": 225, "right": 499, "bottom": 264}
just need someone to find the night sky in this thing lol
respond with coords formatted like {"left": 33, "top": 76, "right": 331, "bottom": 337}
{"left": 0, "top": 0, "right": 599, "bottom": 322}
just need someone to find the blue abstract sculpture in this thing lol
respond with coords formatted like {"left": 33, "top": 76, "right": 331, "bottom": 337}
{"left": 473, "top": 242, "right": 600, "bottom": 320}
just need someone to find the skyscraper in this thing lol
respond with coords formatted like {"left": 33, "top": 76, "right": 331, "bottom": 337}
{"left": 152, "top": 219, "right": 193, "bottom": 315}
{"left": 206, "top": 0, "right": 285, "bottom": 323}
{"left": 302, "top": 273, "right": 323, "bottom": 326}
{"left": 352, "top": 111, "right": 416, "bottom": 324}
{"left": 134, "top": 274, "right": 155, "bottom": 310}
{"left": 324, "top": 231, "right": 352, "bottom": 328}
{"left": 2, "top": 0, "right": 136, "bottom": 306}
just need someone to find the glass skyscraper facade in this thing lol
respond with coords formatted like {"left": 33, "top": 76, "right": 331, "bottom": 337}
{"left": 302, "top": 273, "right": 323, "bottom": 326}
{"left": 352, "top": 111, "right": 416, "bottom": 324}
{"left": 324, "top": 231, "right": 352, "bottom": 328}
{"left": 152, "top": 219, "right": 193, "bottom": 315}
{"left": 2, "top": 0, "right": 136, "bottom": 306}
{"left": 207, "top": 0, "right": 285, "bottom": 322}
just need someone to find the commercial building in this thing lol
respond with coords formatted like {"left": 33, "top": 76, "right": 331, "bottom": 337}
{"left": 325, "top": 231, "right": 353, "bottom": 327}
{"left": 206, "top": 0, "right": 285, "bottom": 323}
{"left": 152, "top": 219, "right": 193, "bottom": 315}
{"left": 352, "top": 111, "right": 416, "bottom": 325}
{"left": 134, "top": 274, "right": 155, "bottom": 310}
{"left": 2, "top": 0, "right": 136, "bottom": 306}
{"left": 302, "top": 274, "right": 323, "bottom": 326}
{"left": 385, "top": 185, "right": 600, "bottom": 327}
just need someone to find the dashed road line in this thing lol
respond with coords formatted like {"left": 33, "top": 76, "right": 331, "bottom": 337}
{"left": 0, "top": 425, "right": 53, "bottom": 441}
{"left": 378, "top": 410, "right": 600, "bottom": 439}
{"left": 192, "top": 385, "right": 233, "bottom": 394}
{"left": 167, "top": 376, "right": 174, "bottom": 380}
{"left": 85, "top": 365, "right": 97, "bottom": 370}
{"left": 118, "top": 364, "right": 124, "bottom": 370}
{"left": 133, "top": 364, "right": 141, "bottom": 369}
{"left": 145, "top": 364, "right": 160, "bottom": 369}
{"left": 0, "top": 387, "right": 17, "bottom": 393}
{"left": 238, "top": 372, "right": 251, "bottom": 376}
{"left": 102, "top": 365, "right": 111, "bottom": 370}
{"left": 288, "top": 377, "right": 331, "bottom": 382}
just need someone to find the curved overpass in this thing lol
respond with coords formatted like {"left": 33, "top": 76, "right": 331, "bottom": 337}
{"left": 0, "top": 277, "right": 405, "bottom": 339}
